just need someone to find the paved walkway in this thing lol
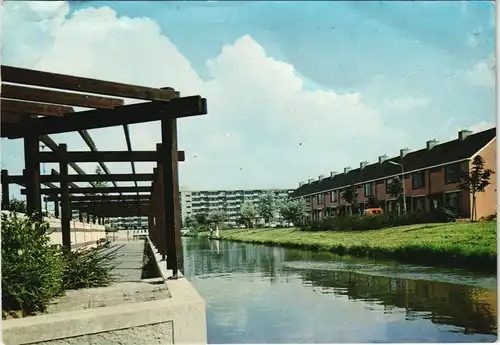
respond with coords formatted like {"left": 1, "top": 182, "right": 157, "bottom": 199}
{"left": 108, "top": 240, "right": 145, "bottom": 282}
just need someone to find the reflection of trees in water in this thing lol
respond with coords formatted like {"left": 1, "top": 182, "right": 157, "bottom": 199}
{"left": 182, "top": 238, "right": 289, "bottom": 282}
{"left": 301, "top": 269, "right": 497, "bottom": 335}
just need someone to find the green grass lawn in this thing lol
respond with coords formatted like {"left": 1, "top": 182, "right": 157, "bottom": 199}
{"left": 193, "top": 222, "right": 497, "bottom": 270}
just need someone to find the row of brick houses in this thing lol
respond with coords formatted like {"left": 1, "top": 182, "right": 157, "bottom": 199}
{"left": 291, "top": 128, "right": 497, "bottom": 222}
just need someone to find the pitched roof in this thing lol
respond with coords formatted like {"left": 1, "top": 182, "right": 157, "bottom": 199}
{"left": 291, "top": 127, "right": 496, "bottom": 198}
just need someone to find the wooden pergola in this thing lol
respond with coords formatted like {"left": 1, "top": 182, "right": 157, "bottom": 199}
{"left": 0, "top": 65, "right": 207, "bottom": 277}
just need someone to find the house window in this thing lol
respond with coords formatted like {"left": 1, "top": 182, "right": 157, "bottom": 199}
{"left": 412, "top": 171, "right": 426, "bottom": 189}
{"left": 317, "top": 193, "right": 324, "bottom": 204}
{"left": 330, "top": 190, "right": 337, "bottom": 202}
{"left": 364, "top": 183, "right": 372, "bottom": 197}
{"left": 445, "top": 192, "right": 460, "bottom": 212}
{"left": 445, "top": 163, "right": 462, "bottom": 184}
{"left": 413, "top": 196, "right": 426, "bottom": 211}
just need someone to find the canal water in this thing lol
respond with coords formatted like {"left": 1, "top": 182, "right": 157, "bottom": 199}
{"left": 182, "top": 237, "right": 497, "bottom": 343}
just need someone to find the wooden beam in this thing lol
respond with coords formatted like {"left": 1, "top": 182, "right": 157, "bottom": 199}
{"left": 4, "top": 96, "right": 207, "bottom": 139}
{"left": 160, "top": 117, "right": 183, "bottom": 277}
{"left": 22, "top": 186, "right": 152, "bottom": 195}
{"left": 2, "top": 65, "right": 180, "bottom": 101}
{"left": 8, "top": 173, "right": 154, "bottom": 184}
{"left": 78, "top": 129, "right": 119, "bottom": 189}
{"left": 59, "top": 144, "right": 71, "bottom": 250}
{"left": 38, "top": 150, "right": 185, "bottom": 163}
{"left": 77, "top": 204, "right": 150, "bottom": 217}
{"left": 1, "top": 99, "right": 74, "bottom": 116}
{"left": 1, "top": 170, "right": 9, "bottom": 209}
{"left": 23, "top": 130, "right": 41, "bottom": 215}
{"left": 1, "top": 111, "right": 24, "bottom": 124}
{"left": 71, "top": 201, "right": 150, "bottom": 208}
{"left": 1, "top": 84, "right": 124, "bottom": 109}
{"left": 41, "top": 135, "right": 98, "bottom": 188}
{"left": 47, "top": 194, "right": 151, "bottom": 202}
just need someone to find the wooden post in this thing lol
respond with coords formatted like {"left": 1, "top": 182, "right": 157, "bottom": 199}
{"left": 24, "top": 132, "right": 41, "bottom": 215}
{"left": 59, "top": 144, "right": 71, "bottom": 250}
{"left": 1, "top": 170, "right": 10, "bottom": 210}
{"left": 54, "top": 201, "right": 59, "bottom": 218}
{"left": 160, "top": 119, "right": 182, "bottom": 278}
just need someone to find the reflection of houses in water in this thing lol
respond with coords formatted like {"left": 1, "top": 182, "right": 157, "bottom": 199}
{"left": 182, "top": 238, "right": 497, "bottom": 336}
{"left": 299, "top": 269, "right": 497, "bottom": 335}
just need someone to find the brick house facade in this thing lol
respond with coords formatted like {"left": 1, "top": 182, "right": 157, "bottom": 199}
{"left": 292, "top": 128, "right": 496, "bottom": 222}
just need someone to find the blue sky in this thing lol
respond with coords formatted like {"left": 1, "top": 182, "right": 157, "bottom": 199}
{"left": 1, "top": 1, "right": 496, "bottom": 199}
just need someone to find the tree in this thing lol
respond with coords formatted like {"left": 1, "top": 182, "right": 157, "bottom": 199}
{"left": 184, "top": 215, "right": 196, "bottom": 229}
{"left": 257, "top": 191, "right": 276, "bottom": 224}
{"left": 387, "top": 177, "right": 404, "bottom": 215}
{"left": 459, "top": 155, "right": 495, "bottom": 222}
{"left": 366, "top": 195, "right": 381, "bottom": 209}
{"left": 341, "top": 184, "right": 358, "bottom": 215}
{"left": 240, "top": 201, "right": 258, "bottom": 228}
{"left": 278, "top": 198, "right": 308, "bottom": 226}
{"left": 194, "top": 212, "right": 209, "bottom": 229}
{"left": 208, "top": 209, "right": 227, "bottom": 238}
{"left": 94, "top": 165, "right": 109, "bottom": 190}
{"left": 4, "top": 198, "right": 27, "bottom": 213}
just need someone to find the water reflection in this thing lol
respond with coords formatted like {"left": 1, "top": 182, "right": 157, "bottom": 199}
{"left": 182, "top": 237, "right": 497, "bottom": 343}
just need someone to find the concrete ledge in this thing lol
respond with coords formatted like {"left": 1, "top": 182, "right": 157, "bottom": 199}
{"left": 3, "top": 240, "right": 207, "bottom": 345}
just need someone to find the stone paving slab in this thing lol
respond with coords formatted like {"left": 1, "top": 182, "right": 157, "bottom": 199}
{"left": 110, "top": 240, "right": 145, "bottom": 282}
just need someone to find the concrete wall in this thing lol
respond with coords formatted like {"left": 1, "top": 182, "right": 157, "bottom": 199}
{"left": 47, "top": 219, "right": 106, "bottom": 248}
{"left": 2, "top": 239, "right": 207, "bottom": 345}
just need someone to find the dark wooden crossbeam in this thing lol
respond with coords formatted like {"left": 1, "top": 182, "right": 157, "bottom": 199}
{"left": 1, "top": 99, "right": 74, "bottom": 116}
{"left": 1, "top": 84, "right": 124, "bottom": 109}
{"left": 7, "top": 173, "right": 154, "bottom": 184}
{"left": 38, "top": 150, "right": 185, "bottom": 163}
{"left": 71, "top": 201, "right": 150, "bottom": 208}
{"left": 41, "top": 135, "right": 98, "bottom": 189}
{"left": 77, "top": 204, "right": 150, "bottom": 217}
{"left": 3, "top": 96, "right": 206, "bottom": 139}
{"left": 1, "top": 65, "right": 180, "bottom": 101}
{"left": 21, "top": 186, "right": 151, "bottom": 195}
{"left": 1, "top": 111, "right": 24, "bottom": 123}
{"left": 48, "top": 194, "right": 151, "bottom": 202}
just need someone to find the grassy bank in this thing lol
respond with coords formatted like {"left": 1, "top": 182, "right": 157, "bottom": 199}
{"left": 188, "top": 222, "right": 497, "bottom": 271}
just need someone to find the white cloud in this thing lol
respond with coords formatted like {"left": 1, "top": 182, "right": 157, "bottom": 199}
{"left": 467, "top": 121, "right": 496, "bottom": 133}
{"left": 383, "top": 96, "right": 431, "bottom": 112}
{"left": 1, "top": 2, "right": 410, "bottom": 191}
{"left": 463, "top": 55, "right": 495, "bottom": 88}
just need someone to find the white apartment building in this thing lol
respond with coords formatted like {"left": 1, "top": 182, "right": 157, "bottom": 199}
{"left": 180, "top": 189, "right": 294, "bottom": 225}
{"left": 105, "top": 216, "right": 148, "bottom": 231}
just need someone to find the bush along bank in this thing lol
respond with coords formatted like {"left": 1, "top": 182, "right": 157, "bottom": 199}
{"left": 1, "top": 212, "right": 119, "bottom": 318}
{"left": 302, "top": 208, "right": 458, "bottom": 232}
{"left": 194, "top": 221, "right": 497, "bottom": 272}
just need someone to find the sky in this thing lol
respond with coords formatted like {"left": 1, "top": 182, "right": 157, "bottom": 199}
{"left": 1, "top": 1, "right": 496, "bottom": 199}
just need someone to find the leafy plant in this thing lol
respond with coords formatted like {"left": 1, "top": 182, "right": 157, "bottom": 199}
{"left": 209, "top": 209, "right": 227, "bottom": 228}
{"left": 194, "top": 212, "right": 210, "bottom": 230}
{"left": 257, "top": 191, "right": 277, "bottom": 224}
{"left": 1, "top": 213, "right": 64, "bottom": 315}
{"left": 341, "top": 184, "right": 358, "bottom": 215}
{"left": 278, "top": 198, "right": 308, "bottom": 226}
{"left": 61, "top": 245, "right": 120, "bottom": 290}
{"left": 459, "top": 155, "right": 495, "bottom": 222}
{"left": 240, "top": 201, "right": 258, "bottom": 228}
{"left": 3, "top": 198, "right": 27, "bottom": 213}
{"left": 387, "top": 177, "right": 404, "bottom": 214}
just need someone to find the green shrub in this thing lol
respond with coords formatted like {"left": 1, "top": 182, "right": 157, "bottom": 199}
{"left": 302, "top": 208, "right": 456, "bottom": 232}
{"left": 1, "top": 213, "right": 65, "bottom": 315}
{"left": 62, "top": 244, "right": 120, "bottom": 290}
